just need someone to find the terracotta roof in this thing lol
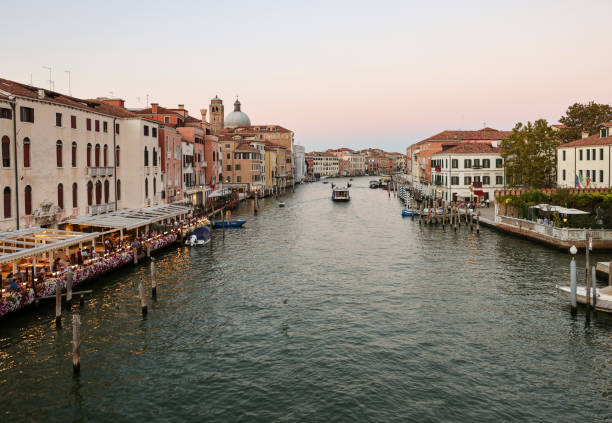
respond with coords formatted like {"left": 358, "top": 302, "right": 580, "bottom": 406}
{"left": 422, "top": 128, "right": 511, "bottom": 142}
{"left": 132, "top": 105, "right": 182, "bottom": 116}
{"left": 236, "top": 145, "right": 259, "bottom": 152}
{"left": 602, "top": 122, "right": 612, "bottom": 128}
{"left": 184, "top": 115, "right": 201, "bottom": 123}
{"left": 560, "top": 134, "right": 612, "bottom": 147}
{"left": 552, "top": 124, "right": 570, "bottom": 129}
{"left": 436, "top": 143, "right": 502, "bottom": 155}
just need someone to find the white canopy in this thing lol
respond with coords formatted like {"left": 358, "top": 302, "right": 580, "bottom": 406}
{"left": 65, "top": 204, "right": 192, "bottom": 230}
{"left": 530, "top": 204, "right": 590, "bottom": 215}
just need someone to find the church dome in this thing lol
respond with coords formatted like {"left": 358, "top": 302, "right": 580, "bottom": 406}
{"left": 224, "top": 99, "right": 251, "bottom": 128}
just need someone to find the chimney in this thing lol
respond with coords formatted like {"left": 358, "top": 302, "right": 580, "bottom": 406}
{"left": 200, "top": 109, "right": 207, "bottom": 121}
{"left": 101, "top": 98, "right": 125, "bottom": 109}
{"left": 38, "top": 89, "right": 45, "bottom": 99}
{"left": 178, "top": 104, "right": 184, "bottom": 110}
{"left": 582, "top": 131, "right": 590, "bottom": 139}
{"left": 151, "top": 102, "right": 159, "bottom": 113}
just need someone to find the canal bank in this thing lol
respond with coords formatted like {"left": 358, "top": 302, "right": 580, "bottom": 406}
{"left": 1, "top": 177, "right": 611, "bottom": 422}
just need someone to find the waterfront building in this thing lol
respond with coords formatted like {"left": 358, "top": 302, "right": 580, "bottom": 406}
{"left": 293, "top": 144, "right": 306, "bottom": 182}
{"left": 306, "top": 152, "right": 339, "bottom": 177}
{"left": 430, "top": 142, "right": 505, "bottom": 202}
{"left": 557, "top": 122, "right": 612, "bottom": 189}
{"left": 219, "top": 135, "right": 265, "bottom": 194}
{"left": 159, "top": 126, "right": 183, "bottom": 203}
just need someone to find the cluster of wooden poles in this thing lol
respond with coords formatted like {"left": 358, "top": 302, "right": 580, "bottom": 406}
{"left": 412, "top": 200, "right": 481, "bottom": 233}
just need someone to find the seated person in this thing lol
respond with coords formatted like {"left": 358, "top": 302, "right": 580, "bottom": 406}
{"left": 9, "top": 279, "right": 20, "bottom": 290}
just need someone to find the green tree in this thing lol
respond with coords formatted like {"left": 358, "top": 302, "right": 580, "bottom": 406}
{"left": 501, "top": 119, "right": 560, "bottom": 188}
{"left": 558, "top": 101, "right": 612, "bottom": 142}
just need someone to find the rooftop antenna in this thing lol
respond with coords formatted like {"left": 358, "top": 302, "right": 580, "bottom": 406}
{"left": 42, "top": 66, "right": 53, "bottom": 90}
{"left": 146, "top": 94, "right": 149, "bottom": 106}
{"left": 65, "top": 70, "right": 71, "bottom": 95}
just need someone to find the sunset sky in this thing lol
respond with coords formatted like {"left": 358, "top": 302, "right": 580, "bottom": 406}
{"left": 2, "top": 0, "right": 611, "bottom": 152}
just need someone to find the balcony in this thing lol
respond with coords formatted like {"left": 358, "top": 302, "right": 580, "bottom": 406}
{"left": 88, "top": 203, "right": 116, "bottom": 216}
{"left": 87, "top": 167, "right": 114, "bottom": 177}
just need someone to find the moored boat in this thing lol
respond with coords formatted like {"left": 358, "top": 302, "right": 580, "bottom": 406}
{"left": 556, "top": 285, "right": 612, "bottom": 311}
{"left": 401, "top": 209, "right": 418, "bottom": 217}
{"left": 212, "top": 220, "right": 246, "bottom": 228}
{"left": 332, "top": 186, "right": 350, "bottom": 201}
{"left": 278, "top": 202, "right": 286, "bottom": 207}
{"left": 185, "top": 226, "right": 211, "bottom": 246}
{"left": 369, "top": 180, "right": 379, "bottom": 189}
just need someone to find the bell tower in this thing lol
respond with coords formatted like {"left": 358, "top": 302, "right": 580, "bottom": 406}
{"left": 209, "top": 95, "right": 224, "bottom": 133}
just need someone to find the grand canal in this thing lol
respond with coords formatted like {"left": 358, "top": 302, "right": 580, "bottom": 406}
{"left": 1, "top": 177, "right": 611, "bottom": 422}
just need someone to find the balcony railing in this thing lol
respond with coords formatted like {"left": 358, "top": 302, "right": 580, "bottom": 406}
{"left": 87, "top": 203, "right": 116, "bottom": 216}
{"left": 87, "top": 167, "right": 114, "bottom": 177}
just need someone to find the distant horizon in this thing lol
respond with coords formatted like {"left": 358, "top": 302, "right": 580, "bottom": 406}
{"left": 2, "top": 0, "right": 611, "bottom": 152}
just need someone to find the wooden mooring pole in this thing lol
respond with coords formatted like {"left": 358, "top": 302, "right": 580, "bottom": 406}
{"left": 55, "top": 281, "right": 62, "bottom": 328}
{"left": 570, "top": 247, "right": 577, "bottom": 315}
{"left": 151, "top": 258, "right": 157, "bottom": 299}
{"left": 585, "top": 233, "right": 591, "bottom": 323}
{"left": 609, "top": 260, "right": 612, "bottom": 286}
{"left": 66, "top": 269, "right": 73, "bottom": 306}
{"left": 72, "top": 313, "right": 81, "bottom": 375}
{"left": 138, "top": 280, "right": 148, "bottom": 317}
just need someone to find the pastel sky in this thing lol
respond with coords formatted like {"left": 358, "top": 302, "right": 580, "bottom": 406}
{"left": 1, "top": 0, "right": 611, "bottom": 152}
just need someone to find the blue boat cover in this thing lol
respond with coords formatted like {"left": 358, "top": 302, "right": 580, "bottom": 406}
{"left": 193, "top": 226, "right": 211, "bottom": 240}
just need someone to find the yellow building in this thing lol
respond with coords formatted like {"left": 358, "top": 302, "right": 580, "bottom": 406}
{"left": 265, "top": 147, "right": 278, "bottom": 191}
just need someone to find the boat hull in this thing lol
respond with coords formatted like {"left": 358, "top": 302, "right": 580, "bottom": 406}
{"left": 212, "top": 220, "right": 246, "bottom": 228}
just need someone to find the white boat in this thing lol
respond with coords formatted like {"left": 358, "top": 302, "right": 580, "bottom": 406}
{"left": 185, "top": 226, "right": 211, "bottom": 246}
{"left": 556, "top": 285, "right": 612, "bottom": 311}
{"left": 278, "top": 202, "right": 286, "bottom": 207}
{"left": 332, "top": 186, "right": 350, "bottom": 201}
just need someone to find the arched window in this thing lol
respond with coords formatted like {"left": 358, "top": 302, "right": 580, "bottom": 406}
{"left": 87, "top": 181, "right": 93, "bottom": 206}
{"left": 95, "top": 180, "right": 102, "bottom": 204}
{"left": 3, "top": 187, "right": 10, "bottom": 218}
{"left": 103, "top": 144, "right": 108, "bottom": 167}
{"left": 104, "top": 180, "right": 109, "bottom": 203}
{"left": 115, "top": 146, "right": 120, "bottom": 167}
{"left": 2, "top": 136, "right": 10, "bottom": 167}
{"left": 56, "top": 140, "right": 63, "bottom": 167}
{"left": 116, "top": 179, "right": 121, "bottom": 201}
{"left": 87, "top": 143, "right": 92, "bottom": 167}
{"left": 153, "top": 178, "right": 156, "bottom": 195}
{"left": 24, "top": 185, "right": 32, "bottom": 215}
{"left": 57, "top": 183, "right": 64, "bottom": 209}
{"left": 71, "top": 142, "right": 77, "bottom": 167}
{"left": 95, "top": 144, "right": 100, "bottom": 167}
{"left": 72, "top": 183, "right": 78, "bottom": 208}
{"left": 144, "top": 147, "right": 149, "bottom": 166}
{"left": 153, "top": 148, "right": 157, "bottom": 166}
{"left": 145, "top": 178, "right": 148, "bottom": 198}
{"left": 23, "top": 138, "right": 30, "bottom": 167}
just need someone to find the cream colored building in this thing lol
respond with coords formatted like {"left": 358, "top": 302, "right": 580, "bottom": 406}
{"left": 308, "top": 153, "right": 339, "bottom": 176}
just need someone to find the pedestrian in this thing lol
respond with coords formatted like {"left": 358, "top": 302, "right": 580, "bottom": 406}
{"left": 486, "top": 198, "right": 490, "bottom": 208}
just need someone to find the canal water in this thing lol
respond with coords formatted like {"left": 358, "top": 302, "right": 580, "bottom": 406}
{"left": 1, "top": 177, "right": 611, "bottom": 422}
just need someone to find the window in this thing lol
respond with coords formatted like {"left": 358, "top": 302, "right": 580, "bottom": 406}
{"left": 87, "top": 181, "right": 93, "bottom": 206}
{"left": 20, "top": 107, "right": 34, "bottom": 123}
{"left": 237, "top": 176, "right": 242, "bottom": 183}
{"left": 86, "top": 118, "right": 92, "bottom": 131}
{"left": 152, "top": 127, "right": 157, "bottom": 137}
{"left": 473, "top": 159, "right": 481, "bottom": 168}
{"left": 57, "top": 183, "right": 64, "bottom": 210}
{"left": 116, "top": 146, "right": 120, "bottom": 167}
{"left": 71, "top": 115, "right": 77, "bottom": 129}
{"left": 116, "top": 180, "right": 121, "bottom": 201}
{"left": 227, "top": 153, "right": 231, "bottom": 160}
{"left": 587, "top": 170, "right": 590, "bottom": 179}
{"left": 579, "top": 169, "right": 583, "bottom": 177}
{"left": 145, "top": 178, "right": 149, "bottom": 198}
{"left": 562, "top": 169, "right": 566, "bottom": 181}
{"left": 587, "top": 149, "right": 590, "bottom": 160}
{"left": 451, "top": 159, "right": 458, "bottom": 169}
{"left": 464, "top": 159, "right": 471, "bottom": 168}
{"left": 600, "top": 170, "right": 604, "bottom": 183}
{"left": 104, "top": 180, "right": 109, "bottom": 203}
{"left": 593, "top": 170, "right": 596, "bottom": 181}
{"left": 235, "top": 164, "right": 241, "bottom": 171}
{"left": 451, "top": 176, "right": 459, "bottom": 185}
{"left": 483, "top": 175, "right": 490, "bottom": 185}
{"left": 3, "top": 187, "right": 10, "bottom": 217}
{"left": 226, "top": 165, "right": 232, "bottom": 171}
{"left": 144, "top": 147, "right": 149, "bottom": 166}
{"left": 474, "top": 176, "right": 481, "bottom": 183}
{"left": 592, "top": 149, "right": 596, "bottom": 160}
{"left": 225, "top": 144, "right": 230, "bottom": 148}
{"left": 95, "top": 180, "right": 102, "bottom": 205}
{"left": 144, "top": 125, "right": 149, "bottom": 136}
{"left": 95, "top": 144, "right": 100, "bottom": 167}
{"left": 72, "top": 183, "right": 77, "bottom": 208}
{"left": 562, "top": 150, "right": 566, "bottom": 161}
{"left": 2, "top": 136, "right": 9, "bottom": 167}
{"left": 103, "top": 145, "right": 108, "bottom": 167}
{"left": 95, "top": 120, "right": 100, "bottom": 132}
{"left": 0, "top": 108, "right": 11, "bottom": 119}
{"left": 482, "top": 159, "right": 490, "bottom": 168}
{"left": 56, "top": 113, "right": 62, "bottom": 127}
{"left": 601, "top": 149, "right": 604, "bottom": 160}
{"left": 164, "top": 117, "right": 170, "bottom": 124}
{"left": 56, "top": 140, "right": 63, "bottom": 167}
{"left": 103, "top": 121, "right": 108, "bottom": 133}
{"left": 601, "top": 128, "right": 609, "bottom": 138}
{"left": 87, "top": 143, "right": 92, "bottom": 167}
{"left": 153, "top": 178, "right": 156, "bottom": 196}
{"left": 495, "top": 158, "right": 503, "bottom": 168}
{"left": 496, "top": 175, "right": 503, "bottom": 185}
{"left": 579, "top": 150, "right": 583, "bottom": 160}
{"left": 25, "top": 185, "right": 32, "bottom": 215}
{"left": 71, "top": 142, "right": 77, "bottom": 167}
{"left": 115, "top": 123, "right": 120, "bottom": 134}
{"left": 153, "top": 148, "right": 157, "bottom": 166}
{"left": 23, "top": 137, "right": 30, "bottom": 167}
{"left": 464, "top": 176, "right": 472, "bottom": 185}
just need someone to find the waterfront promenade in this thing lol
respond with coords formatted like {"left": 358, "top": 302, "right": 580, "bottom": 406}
{"left": 0, "top": 177, "right": 610, "bottom": 422}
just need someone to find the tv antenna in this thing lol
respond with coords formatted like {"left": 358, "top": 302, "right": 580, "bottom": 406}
{"left": 42, "top": 66, "right": 53, "bottom": 90}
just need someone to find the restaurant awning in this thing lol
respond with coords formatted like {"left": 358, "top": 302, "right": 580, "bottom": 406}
{"left": 0, "top": 228, "right": 100, "bottom": 265}
{"left": 473, "top": 190, "right": 485, "bottom": 197}
{"left": 530, "top": 204, "right": 590, "bottom": 215}
{"left": 64, "top": 204, "right": 193, "bottom": 231}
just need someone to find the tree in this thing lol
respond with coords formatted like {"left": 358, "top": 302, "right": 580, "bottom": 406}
{"left": 558, "top": 101, "right": 612, "bottom": 142}
{"left": 501, "top": 119, "right": 560, "bottom": 188}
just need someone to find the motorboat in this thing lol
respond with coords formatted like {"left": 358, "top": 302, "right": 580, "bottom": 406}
{"left": 332, "top": 186, "right": 350, "bottom": 201}
{"left": 347, "top": 182, "right": 352, "bottom": 188}
{"left": 185, "top": 226, "right": 211, "bottom": 246}
{"left": 212, "top": 220, "right": 246, "bottom": 228}
{"left": 556, "top": 285, "right": 612, "bottom": 311}
{"left": 322, "top": 180, "right": 329, "bottom": 184}
{"left": 278, "top": 202, "right": 286, "bottom": 207}
{"left": 401, "top": 209, "right": 418, "bottom": 217}
{"left": 369, "top": 180, "right": 379, "bottom": 189}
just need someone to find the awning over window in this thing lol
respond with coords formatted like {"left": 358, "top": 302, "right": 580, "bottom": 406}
{"left": 473, "top": 190, "right": 485, "bottom": 196}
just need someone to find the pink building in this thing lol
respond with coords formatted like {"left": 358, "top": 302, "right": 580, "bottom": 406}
{"left": 158, "top": 126, "right": 182, "bottom": 203}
